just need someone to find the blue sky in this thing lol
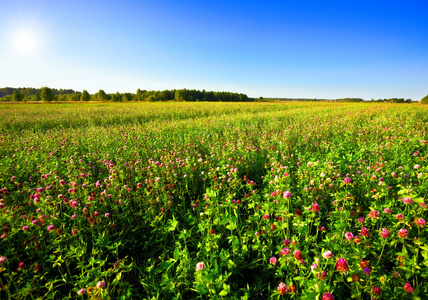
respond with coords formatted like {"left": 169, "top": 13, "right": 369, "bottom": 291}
{"left": 1, "top": 0, "right": 427, "bottom": 99}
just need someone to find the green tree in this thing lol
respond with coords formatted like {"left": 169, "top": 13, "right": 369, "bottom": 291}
{"left": 81, "top": 90, "right": 91, "bottom": 101}
{"left": 421, "top": 95, "right": 428, "bottom": 104}
{"left": 175, "top": 90, "right": 183, "bottom": 101}
{"left": 58, "top": 94, "right": 67, "bottom": 102}
{"left": 134, "top": 89, "right": 142, "bottom": 101}
{"left": 40, "top": 87, "right": 54, "bottom": 102}
{"left": 67, "top": 92, "right": 81, "bottom": 101}
{"left": 12, "top": 90, "right": 22, "bottom": 102}
{"left": 96, "top": 90, "right": 109, "bottom": 101}
{"left": 33, "top": 92, "right": 41, "bottom": 101}
{"left": 111, "top": 92, "right": 121, "bottom": 102}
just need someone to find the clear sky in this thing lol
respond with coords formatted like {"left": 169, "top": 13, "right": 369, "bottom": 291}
{"left": 1, "top": 0, "right": 427, "bottom": 99}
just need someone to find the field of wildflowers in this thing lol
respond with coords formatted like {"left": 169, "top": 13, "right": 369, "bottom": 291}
{"left": 0, "top": 102, "right": 427, "bottom": 299}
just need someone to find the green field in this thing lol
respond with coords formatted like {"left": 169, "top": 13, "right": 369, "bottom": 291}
{"left": 0, "top": 102, "right": 427, "bottom": 299}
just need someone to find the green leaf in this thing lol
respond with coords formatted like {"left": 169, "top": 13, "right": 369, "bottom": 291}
{"left": 219, "top": 290, "right": 228, "bottom": 296}
{"left": 173, "top": 247, "right": 180, "bottom": 261}
{"left": 166, "top": 215, "right": 179, "bottom": 232}
{"left": 413, "top": 197, "right": 424, "bottom": 204}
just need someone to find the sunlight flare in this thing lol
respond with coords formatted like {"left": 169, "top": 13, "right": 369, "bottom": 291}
{"left": 13, "top": 29, "right": 38, "bottom": 54}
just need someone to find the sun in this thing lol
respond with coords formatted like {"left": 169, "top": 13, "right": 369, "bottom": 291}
{"left": 13, "top": 30, "right": 38, "bottom": 54}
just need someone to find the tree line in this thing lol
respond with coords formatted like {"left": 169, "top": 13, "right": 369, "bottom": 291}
{"left": 1, "top": 87, "right": 426, "bottom": 103}
{"left": 0, "top": 87, "right": 252, "bottom": 102}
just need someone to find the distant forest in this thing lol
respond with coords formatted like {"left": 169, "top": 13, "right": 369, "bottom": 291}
{"left": 0, "top": 87, "right": 419, "bottom": 103}
{"left": 0, "top": 87, "right": 252, "bottom": 102}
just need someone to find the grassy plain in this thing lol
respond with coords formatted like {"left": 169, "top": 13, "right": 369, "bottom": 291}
{"left": 0, "top": 102, "right": 427, "bottom": 299}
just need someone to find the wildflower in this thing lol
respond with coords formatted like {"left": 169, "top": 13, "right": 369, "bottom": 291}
{"left": 18, "top": 262, "right": 26, "bottom": 270}
{"left": 311, "top": 263, "right": 318, "bottom": 270}
{"left": 318, "top": 270, "right": 327, "bottom": 279}
{"left": 34, "top": 263, "right": 42, "bottom": 272}
{"left": 336, "top": 258, "right": 349, "bottom": 273}
{"left": 77, "top": 288, "right": 86, "bottom": 295}
{"left": 322, "top": 292, "right": 335, "bottom": 300}
{"left": 312, "top": 203, "right": 320, "bottom": 212}
{"left": 398, "top": 228, "right": 408, "bottom": 238}
{"left": 380, "top": 228, "right": 389, "bottom": 238}
{"left": 362, "top": 267, "right": 371, "bottom": 275}
{"left": 384, "top": 207, "right": 391, "bottom": 214}
{"left": 345, "top": 232, "right": 354, "bottom": 241}
{"left": 368, "top": 210, "right": 379, "bottom": 219}
{"left": 283, "top": 239, "right": 290, "bottom": 245}
{"left": 72, "top": 229, "right": 78, "bottom": 236}
{"left": 270, "top": 257, "right": 278, "bottom": 265}
{"left": 22, "top": 225, "right": 29, "bottom": 231}
{"left": 47, "top": 225, "right": 55, "bottom": 231}
{"left": 280, "top": 247, "right": 290, "bottom": 256}
{"left": 403, "top": 197, "right": 413, "bottom": 204}
{"left": 352, "top": 273, "right": 360, "bottom": 282}
{"left": 396, "top": 213, "right": 404, "bottom": 220}
{"left": 196, "top": 262, "right": 205, "bottom": 271}
{"left": 294, "top": 250, "right": 303, "bottom": 260}
{"left": 287, "top": 284, "right": 296, "bottom": 294}
{"left": 416, "top": 218, "right": 426, "bottom": 227}
{"left": 0, "top": 256, "right": 8, "bottom": 265}
{"left": 322, "top": 251, "right": 333, "bottom": 259}
{"left": 353, "top": 236, "right": 361, "bottom": 244}
{"left": 277, "top": 282, "right": 287, "bottom": 295}
{"left": 96, "top": 281, "right": 106, "bottom": 289}
{"left": 403, "top": 282, "right": 414, "bottom": 293}
{"left": 358, "top": 217, "right": 364, "bottom": 223}
{"left": 372, "top": 286, "right": 381, "bottom": 295}
{"left": 360, "top": 259, "right": 370, "bottom": 268}
{"left": 263, "top": 214, "right": 269, "bottom": 219}
{"left": 343, "top": 177, "right": 352, "bottom": 184}
{"left": 71, "top": 214, "right": 77, "bottom": 219}
{"left": 392, "top": 271, "right": 401, "bottom": 278}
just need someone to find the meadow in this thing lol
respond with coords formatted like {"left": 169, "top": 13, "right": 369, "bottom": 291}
{"left": 0, "top": 102, "right": 427, "bottom": 299}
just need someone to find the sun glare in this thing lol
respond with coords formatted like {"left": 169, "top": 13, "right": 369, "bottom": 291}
{"left": 13, "top": 30, "right": 38, "bottom": 54}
